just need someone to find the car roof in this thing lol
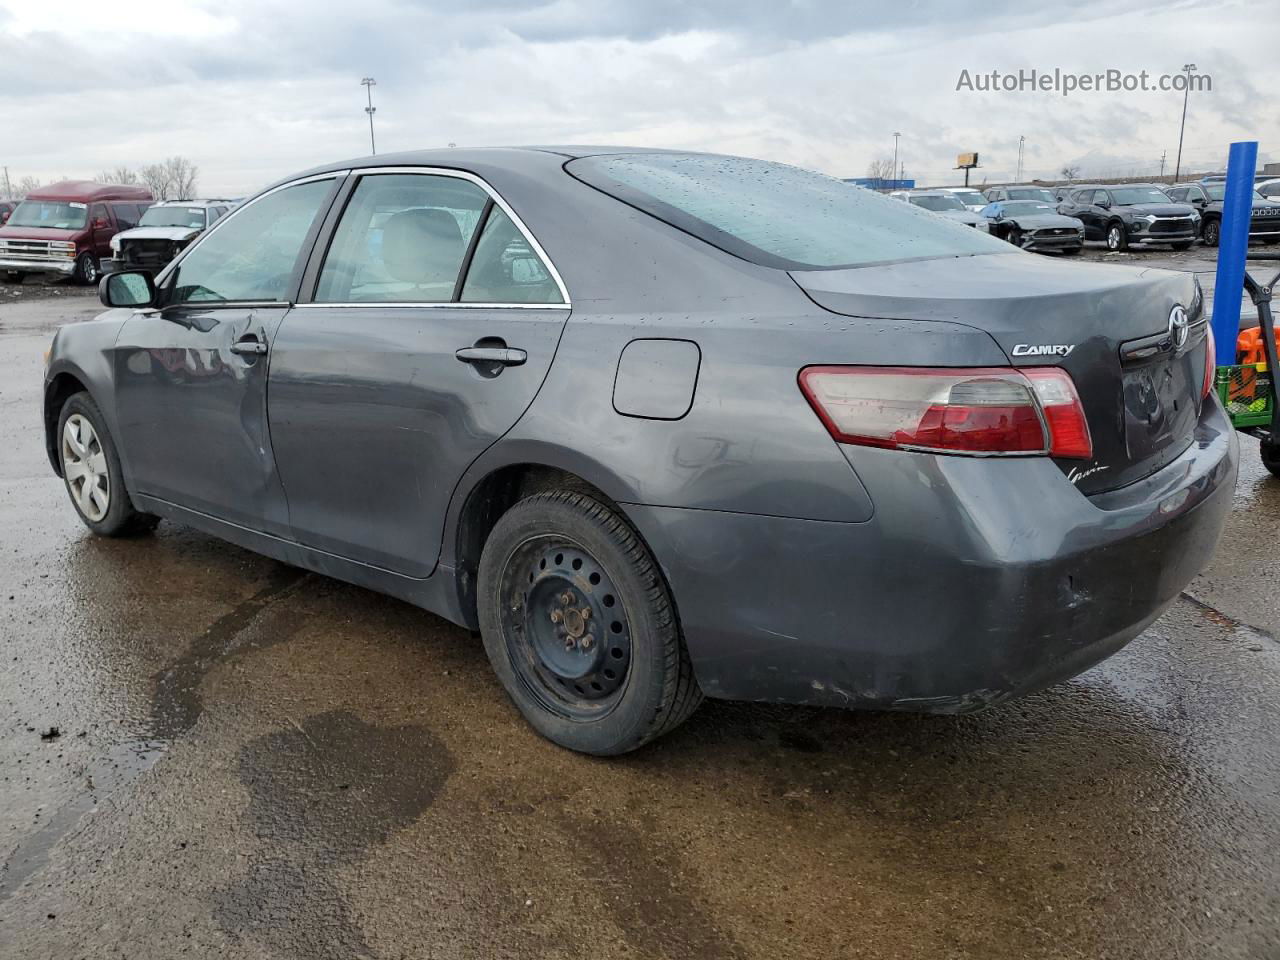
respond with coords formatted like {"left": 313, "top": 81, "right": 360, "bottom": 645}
{"left": 152, "top": 199, "right": 234, "bottom": 207}
{"left": 24, "top": 180, "right": 154, "bottom": 202}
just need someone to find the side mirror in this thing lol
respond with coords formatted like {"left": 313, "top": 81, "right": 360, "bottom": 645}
{"left": 99, "top": 271, "right": 156, "bottom": 308}
{"left": 1097, "top": 199, "right": 1110, "bottom": 209}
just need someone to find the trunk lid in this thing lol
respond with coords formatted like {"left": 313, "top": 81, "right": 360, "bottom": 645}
{"left": 791, "top": 252, "right": 1207, "bottom": 494}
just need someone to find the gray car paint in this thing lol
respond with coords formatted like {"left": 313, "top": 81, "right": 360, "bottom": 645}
{"left": 44, "top": 146, "right": 1239, "bottom": 713}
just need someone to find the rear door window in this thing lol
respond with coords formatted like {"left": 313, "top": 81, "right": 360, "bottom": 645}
{"left": 567, "top": 153, "right": 1011, "bottom": 269}
{"left": 315, "top": 173, "right": 487, "bottom": 303}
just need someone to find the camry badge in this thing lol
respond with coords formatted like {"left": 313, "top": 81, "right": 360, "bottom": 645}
{"left": 1012, "top": 343, "right": 1075, "bottom": 357}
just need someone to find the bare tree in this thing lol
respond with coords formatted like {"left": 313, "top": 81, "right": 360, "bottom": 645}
{"left": 139, "top": 162, "right": 172, "bottom": 200}
{"left": 1059, "top": 164, "right": 1081, "bottom": 181}
{"left": 163, "top": 156, "right": 199, "bottom": 199}
{"left": 866, "top": 157, "right": 896, "bottom": 184}
{"left": 96, "top": 166, "right": 139, "bottom": 185}
{"left": 14, "top": 176, "right": 41, "bottom": 198}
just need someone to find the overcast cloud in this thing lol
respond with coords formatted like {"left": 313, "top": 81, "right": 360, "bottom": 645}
{"left": 0, "top": 0, "right": 1273, "bottom": 196}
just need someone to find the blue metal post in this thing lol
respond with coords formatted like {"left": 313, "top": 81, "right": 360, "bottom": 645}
{"left": 1211, "top": 140, "right": 1258, "bottom": 364}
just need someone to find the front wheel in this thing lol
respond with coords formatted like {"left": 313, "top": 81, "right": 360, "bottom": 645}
{"left": 1202, "top": 218, "right": 1221, "bottom": 247}
{"left": 57, "top": 392, "right": 159, "bottom": 536}
{"left": 477, "top": 490, "right": 702, "bottom": 755}
{"left": 1106, "top": 223, "right": 1128, "bottom": 251}
{"left": 1263, "top": 442, "right": 1280, "bottom": 480}
{"left": 75, "top": 252, "right": 99, "bottom": 285}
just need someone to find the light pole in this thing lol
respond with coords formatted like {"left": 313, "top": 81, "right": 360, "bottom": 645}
{"left": 1173, "top": 63, "right": 1196, "bottom": 182}
{"left": 892, "top": 132, "right": 901, "bottom": 187}
{"left": 361, "top": 77, "right": 378, "bottom": 155}
{"left": 1016, "top": 135, "right": 1025, "bottom": 182}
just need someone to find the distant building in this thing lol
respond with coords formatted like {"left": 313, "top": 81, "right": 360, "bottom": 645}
{"left": 843, "top": 178, "right": 916, "bottom": 191}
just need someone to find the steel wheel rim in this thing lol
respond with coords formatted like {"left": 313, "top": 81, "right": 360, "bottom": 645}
{"left": 499, "top": 535, "right": 633, "bottom": 721}
{"left": 62, "top": 414, "right": 110, "bottom": 521}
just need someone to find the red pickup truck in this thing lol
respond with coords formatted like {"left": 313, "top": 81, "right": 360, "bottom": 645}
{"left": 0, "top": 181, "right": 154, "bottom": 285}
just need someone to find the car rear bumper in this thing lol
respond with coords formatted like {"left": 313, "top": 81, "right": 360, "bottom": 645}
{"left": 624, "top": 399, "right": 1238, "bottom": 713}
{"left": 0, "top": 257, "right": 75, "bottom": 276}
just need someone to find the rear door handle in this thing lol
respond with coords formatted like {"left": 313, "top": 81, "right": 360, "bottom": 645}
{"left": 455, "top": 346, "right": 526, "bottom": 367}
{"left": 230, "top": 337, "right": 268, "bottom": 356}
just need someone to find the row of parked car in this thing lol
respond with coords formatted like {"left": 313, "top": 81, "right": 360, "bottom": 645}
{"left": 889, "top": 176, "right": 1280, "bottom": 256}
{"left": 0, "top": 181, "right": 235, "bottom": 285}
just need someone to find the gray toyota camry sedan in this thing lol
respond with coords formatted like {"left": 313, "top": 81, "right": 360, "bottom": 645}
{"left": 44, "top": 147, "right": 1238, "bottom": 754}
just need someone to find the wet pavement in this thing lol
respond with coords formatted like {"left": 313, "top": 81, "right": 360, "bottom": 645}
{"left": 1, "top": 260, "right": 1279, "bottom": 959}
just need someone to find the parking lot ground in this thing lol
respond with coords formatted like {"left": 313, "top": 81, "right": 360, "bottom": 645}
{"left": 1, "top": 272, "right": 1279, "bottom": 960}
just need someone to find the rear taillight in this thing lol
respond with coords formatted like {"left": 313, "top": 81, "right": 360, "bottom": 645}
{"left": 798, "top": 365, "right": 1092, "bottom": 459}
{"left": 1202, "top": 324, "right": 1216, "bottom": 399}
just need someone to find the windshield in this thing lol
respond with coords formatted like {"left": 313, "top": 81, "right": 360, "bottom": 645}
{"left": 1111, "top": 187, "right": 1173, "bottom": 205}
{"left": 6, "top": 201, "right": 87, "bottom": 230}
{"left": 1007, "top": 188, "right": 1056, "bottom": 202}
{"left": 567, "top": 154, "right": 1012, "bottom": 269}
{"left": 1001, "top": 201, "right": 1058, "bottom": 215}
{"left": 140, "top": 206, "right": 206, "bottom": 229}
{"left": 909, "top": 195, "right": 965, "bottom": 212}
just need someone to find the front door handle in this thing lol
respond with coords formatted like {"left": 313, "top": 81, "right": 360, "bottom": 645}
{"left": 455, "top": 346, "right": 526, "bottom": 367}
{"left": 230, "top": 336, "right": 268, "bottom": 356}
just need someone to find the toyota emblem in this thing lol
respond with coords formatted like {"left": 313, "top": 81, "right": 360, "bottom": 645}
{"left": 1169, "top": 304, "right": 1190, "bottom": 351}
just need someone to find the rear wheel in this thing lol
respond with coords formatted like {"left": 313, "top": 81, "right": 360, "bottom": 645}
{"left": 1106, "top": 222, "right": 1128, "bottom": 251}
{"left": 57, "top": 392, "right": 159, "bottom": 536}
{"left": 477, "top": 490, "right": 702, "bottom": 755}
{"left": 1202, "top": 218, "right": 1221, "bottom": 247}
{"left": 1263, "top": 442, "right": 1280, "bottom": 480}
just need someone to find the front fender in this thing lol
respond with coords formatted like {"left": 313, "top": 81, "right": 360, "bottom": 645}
{"left": 43, "top": 311, "right": 130, "bottom": 479}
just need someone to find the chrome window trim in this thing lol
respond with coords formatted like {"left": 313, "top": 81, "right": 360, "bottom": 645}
{"left": 153, "top": 170, "right": 351, "bottom": 291}
{"left": 295, "top": 301, "right": 568, "bottom": 311}
{"left": 324, "top": 165, "right": 571, "bottom": 307}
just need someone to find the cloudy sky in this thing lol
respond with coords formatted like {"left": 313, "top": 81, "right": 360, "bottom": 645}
{"left": 1, "top": 0, "right": 1274, "bottom": 197}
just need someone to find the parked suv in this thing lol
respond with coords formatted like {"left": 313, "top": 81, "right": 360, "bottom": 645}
{"left": 1166, "top": 182, "right": 1280, "bottom": 247}
{"left": 887, "top": 190, "right": 990, "bottom": 230}
{"left": 107, "top": 199, "right": 233, "bottom": 273}
{"left": 1057, "top": 183, "right": 1198, "bottom": 251}
{"left": 982, "top": 185, "right": 1058, "bottom": 204}
{"left": 0, "top": 182, "right": 153, "bottom": 284}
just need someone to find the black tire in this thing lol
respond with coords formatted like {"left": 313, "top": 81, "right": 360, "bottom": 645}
{"left": 1007, "top": 228, "right": 1023, "bottom": 248}
{"left": 1202, "top": 218, "right": 1221, "bottom": 247}
{"left": 477, "top": 490, "right": 702, "bottom": 755}
{"left": 1263, "top": 442, "right": 1280, "bottom": 480}
{"left": 75, "top": 252, "right": 99, "bottom": 285}
{"left": 1172, "top": 241, "right": 1193, "bottom": 251}
{"left": 1106, "top": 222, "right": 1128, "bottom": 251}
{"left": 56, "top": 392, "right": 159, "bottom": 537}
{"left": 1, "top": 271, "right": 23, "bottom": 284}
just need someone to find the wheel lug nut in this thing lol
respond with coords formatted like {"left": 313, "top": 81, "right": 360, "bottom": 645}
{"left": 580, "top": 634, "right": 595, "bottom": 651}
{"left": 559, "top": 592, "right": 573, "bottom": 605}
{"left": 580, "top": 607, "right": 592, "bottom": 620}
{"left": 549, "top": 609, "right": 562, "bottom": 623}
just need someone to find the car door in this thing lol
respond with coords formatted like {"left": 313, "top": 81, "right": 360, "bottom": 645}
{"left": 88, "top": 203, "right": 115, "bottom": 262}
{"left": 267, "top": 168, "right": 571, "bottom": 578}
{"left": 111, "top": 175, "right": 343, "bottom": 534}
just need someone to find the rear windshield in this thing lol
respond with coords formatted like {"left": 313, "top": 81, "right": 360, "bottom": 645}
{"left": 567, "top": 153, "right": 1013, "bottom": 270}
{"left": 1006, "top": 188, "right": 1056, "bottom": 202}
{"left": 7, "top": 201, "right": 87, "bottom": 230}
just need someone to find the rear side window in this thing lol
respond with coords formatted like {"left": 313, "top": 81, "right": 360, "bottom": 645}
{"left": 168, "top": 179, "right": 334, "bottom": 304}
{"left": 461, "top": 206, "right": 561, "bottom": 304}
{"left": 316, "top": 173, "right": 488, "bottom": 303}
{"left": 567, "top": 153, "right": 1011, "bottom": 269}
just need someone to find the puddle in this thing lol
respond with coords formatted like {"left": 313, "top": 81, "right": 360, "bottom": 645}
{"left": 214, "top": 709, "right": 455, "bottom": 955}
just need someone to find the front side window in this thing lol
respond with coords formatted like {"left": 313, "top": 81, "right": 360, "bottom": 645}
{"left": 7, "top": 201, "right": 88, "bottom": 230}
{"left": 568, "top": 153, "right": 1011, "bottom": 269}
{"left": 461, "top": 206, "right": 562, "bottom": 303}
{"left": 316, "top": 174, "right": 488, "bottom": 303}
{"left": 168, "top": 178, "right": 333, "bottom": 304}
